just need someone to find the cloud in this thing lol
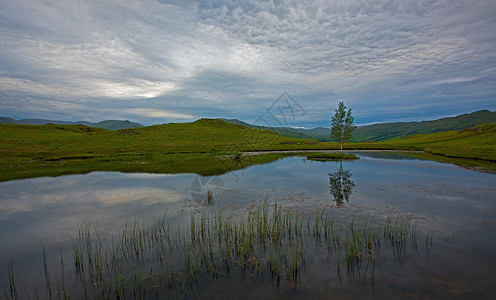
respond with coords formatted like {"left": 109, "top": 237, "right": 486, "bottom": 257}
{"left": 432, "top": 76, "right": 481, "bottom": 85}
{"left": 88, "top": 79, "right": 179, "bottom": 99}
{"left": 127, "top": 108, "right": 195, "bottom": 119}
{"left": 0, "top": 76, "right": 57, "bottom": 96}
{"left": 0, "top": 0, "right": 495, "bottom": 126}
{"left": 0, "top": 75, "right": 178, "bottom": 99}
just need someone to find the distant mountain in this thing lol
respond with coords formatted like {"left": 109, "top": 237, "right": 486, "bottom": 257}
{"left": 222, "top": 110, "right": 496, "bottom": 142}
{"left": 0, "top": 117, "right": 18, "bottom": 124}
{"left": 6, "top": 118, "right": 76, "bottom": 125}
{"left": 220, "top": 118, "right": 329, "bottom": 141}
{"left": 281, "top": 127, "right": 329, "bottom": 141}
{"left": 0, "top": 117, "right": 143, "bottom": 130}
{"left": 78, "top": 120, "right": 144, "bottom": 130}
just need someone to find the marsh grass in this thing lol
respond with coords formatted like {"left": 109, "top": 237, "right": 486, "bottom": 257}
{"left": 4, "top": 203, "right": 430, "bottom": 298}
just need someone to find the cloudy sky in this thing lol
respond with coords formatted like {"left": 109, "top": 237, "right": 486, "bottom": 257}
{"left": 0, "top": 0, "right": 495, "bottom": 128}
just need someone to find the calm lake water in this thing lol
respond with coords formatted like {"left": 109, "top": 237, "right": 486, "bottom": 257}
{"left": 1, "top": 152, "right": 496, "bottom": 298}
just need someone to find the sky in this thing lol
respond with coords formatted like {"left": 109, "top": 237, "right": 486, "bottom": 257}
{"left": 0, "top": 0, "right": 495, "bottom": 128}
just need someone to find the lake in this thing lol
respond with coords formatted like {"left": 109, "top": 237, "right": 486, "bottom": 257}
{"left": 1, "top": 152, "right": 495, "bottom": 298}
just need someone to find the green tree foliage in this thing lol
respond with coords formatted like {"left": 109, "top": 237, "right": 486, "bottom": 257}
{"left": 330, "top": 101, "right": 356, "bottom": 151}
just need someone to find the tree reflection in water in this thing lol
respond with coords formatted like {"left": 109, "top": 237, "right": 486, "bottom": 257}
{"left": 329, "top": 160, "right": 355, "bottom": 206}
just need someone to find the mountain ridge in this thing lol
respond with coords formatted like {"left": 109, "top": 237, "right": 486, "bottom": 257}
{"left": 0, "top": 117, "right": 143, "bottom": 130}
{"left": 2, "top": 109, "right": 494, "bottom": 140}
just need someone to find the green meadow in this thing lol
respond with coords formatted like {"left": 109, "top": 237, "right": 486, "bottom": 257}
{"left": 1, "top": 119, "right": 495, "bottom": 181}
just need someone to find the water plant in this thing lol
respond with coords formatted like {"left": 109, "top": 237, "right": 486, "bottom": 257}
{"left": 42, "top": 246, "right": 52, "bottom": 300}
{"left": 3, "top": 202, "right": 431, "bottom": 298}
{"left": 5, "top": 257, "right": 17, "bottom": 300}
{"left": 206, "top": 189, "right": 214, "bottom": 205}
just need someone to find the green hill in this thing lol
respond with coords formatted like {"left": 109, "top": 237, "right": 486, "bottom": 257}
{"left": 352, "top": 110, "right": 496, "bottom": 142}
{"left": 383, "top": 122, "right": 496, "bottom": 161}
{"left": 0, "top": 118, "right": 324, "bottom": 160}
{"left": 3, "top": 117, "right": 492, "bottom": 161}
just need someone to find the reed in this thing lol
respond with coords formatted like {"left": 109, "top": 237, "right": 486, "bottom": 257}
{"left": 5, "top": 257, "right": 17, "bottom": 300}
{"left": 4, "top": 202, "right": 430, "bottom": 298}
{"left": 42, "top": 246, "right": 52, "bottom": 299}
{"left": 58, "top": 246, "right": 68, "bottom": 300}
{"left": 206, "top": 189, "right": 214, "bottom": 205}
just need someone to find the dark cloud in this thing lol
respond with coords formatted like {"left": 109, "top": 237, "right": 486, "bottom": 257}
{"left": 0, "top": 0, "right": 495, "bottom": 127}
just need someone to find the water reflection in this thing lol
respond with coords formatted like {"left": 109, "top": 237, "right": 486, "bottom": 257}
{"left": 329, "top": 161, "right": 355, "bottom": 206}
{"left": 2, "top": 153, "right": 496, "bottom": 298}
{"left": 189, "top": 176, "right": 225, "bottom": 206}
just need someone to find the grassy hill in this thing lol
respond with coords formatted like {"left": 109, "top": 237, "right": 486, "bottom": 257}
{"left": 221, "top": 118, "right": 329, "bottom": 141}
{"left": 0, "top": 118, "right": 326, "bottom": 159}
{"left": 0, "top": 119, "right": 327, "bottom": 181}
{"left": 381, "top": 122, "right": 496, "bottom": 161}
{"left": 222, "top": 110, "right": 496, "bottom": 142}
{"left": 2, "top": 118, "right": 495, "bottom": 162}
{"left": 220, "top": 118, "right": 312, "bottom": 139}
{"left": 352, "top": 110, "right": 496, "bottom": 142}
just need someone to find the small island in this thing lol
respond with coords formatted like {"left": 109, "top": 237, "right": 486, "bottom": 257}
{"left": 305, "top": 152, "right": 359, "bottom": 161}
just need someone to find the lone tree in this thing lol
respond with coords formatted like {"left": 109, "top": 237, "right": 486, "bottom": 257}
{"left": 330, "top": 101, "right": 356, "bottom": 151}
